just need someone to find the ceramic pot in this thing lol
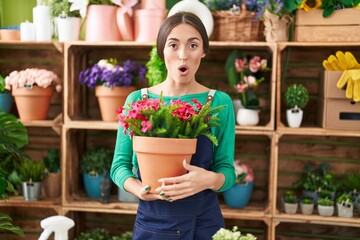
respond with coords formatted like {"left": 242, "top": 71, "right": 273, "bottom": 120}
{"left": 300, "top": 203, "right": 314, "bottom": 215}
{"left": 284, "top": 202, "right": 298, "bottom": 214}
{"left": 85, "top": 5, "right": 121, "bottom": 41}
{"left": 0, "top": 92, "right": 13, "bottom": 113}
{"left": 317, "top": 205, "right": 334, "bottom": 217}
{"left": 83, "top": 173, "right": 109, "bottom": 199}
{"left": 0, "top": 29, "right": 20, "bottom": 40}
{"left": 22, "top": 181, "right": 42, "bottom": 201}
{"left": 12, "top": 85, "right": 53, "bottom": 121}
{"left": 133, "top": 136, "right": 197, "bottom": 193}
{"left": 116, "top": 10, "right": 134, "bottom": 41}
{"left": 236, "top": 108, "right": 260, "bottom": 126}
{"left": 337, "top": 202, "right": 353, "bottom": 218}
{"left": 141, "top": 0, "right": 166, "bottom": 9}
{"left": 56, "top": 16, "right": 81, "bottom": 42}
{"left": 95, "top": 85, "right": 136, "bottom": 122}
{"left": 134, "top": 9, "right": 167, "bottom": 42}
{"left": 223, "top": 181, "right": 253, "bottom": 208}
{"left": 263, "top": 10, "right": 291, "bottom": 42}
{"left": 286, "top": 108, "right": 303, "bottom": 128}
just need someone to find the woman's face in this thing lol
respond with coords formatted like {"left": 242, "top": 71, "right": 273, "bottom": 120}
{"left": 163, "top": 23, "right": 205, "bottom": 85}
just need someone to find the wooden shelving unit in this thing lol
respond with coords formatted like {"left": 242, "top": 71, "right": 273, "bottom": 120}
{"left": 1, "top": 41, "right": 360, "bottom": 239}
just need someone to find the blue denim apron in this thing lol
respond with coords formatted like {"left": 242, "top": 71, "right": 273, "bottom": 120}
{"left": 132, "top": 90, "right": 224, "bottom": 240}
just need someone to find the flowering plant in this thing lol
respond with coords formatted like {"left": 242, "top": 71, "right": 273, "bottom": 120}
{"left": 255, "top": 0, "right": 294, "bottom": 19}
{"left": 212, "top": 226, "right": 257, "bottom": 240}
{"left": 226, "top": 50, "right": 270, "bottom": 109}
{"left": 234, "top": 160, "right": 254, "bottom": 184}
{"left": 79, "top": 58, "right": 146, "bottom": 89}
{"left": 285, "top": 0, "right": 360, "bottom": 18}
{"left": 200, "top": 0, "right": 258, "bottom": 12}
{"left": 5, "top": 68, "right": 62, "bottom": 92}
{"left": 116, "top": 95, "right": 225, "bottom": 146}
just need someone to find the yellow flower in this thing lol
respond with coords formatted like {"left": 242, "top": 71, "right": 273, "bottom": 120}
{"left": 299, "top": 0, "right": 322, "bottom": 11}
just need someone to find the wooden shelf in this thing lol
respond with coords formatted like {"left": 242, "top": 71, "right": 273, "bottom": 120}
{"left": 277, "top": 126, "right": 360, "bottom": 137}
{"left": 64, "top": 120, "right": 119, "bottom": 130}
{"left": 0, "top": 196, "right": 61, "bottom": 211}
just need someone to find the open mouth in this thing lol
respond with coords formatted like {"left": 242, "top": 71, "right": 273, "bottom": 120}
{"left": 178, "top": 65, "right": 189, "bottom": 75}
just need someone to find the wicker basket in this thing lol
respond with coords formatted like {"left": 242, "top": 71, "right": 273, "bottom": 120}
{"left": 211, "top": 10, "right": 264, "bottom": 42}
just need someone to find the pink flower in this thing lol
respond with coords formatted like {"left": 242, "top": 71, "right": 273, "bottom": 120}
{"left": 141, "top": 120, "right": 152, "bottom": 133}
{"left": 235, "top": 58, "right": 247, "bottom": 72}
{"left": 234, "top": 160, "right": 254, "bottom": 183}
{"left": 244, "top": 75, "right": 257, "bottom": 87}
{"left": 249, "top": 56, "right": 262, "bottom": 73}
{"left": 234, "top": 82, "right": 248, "bottom": 93}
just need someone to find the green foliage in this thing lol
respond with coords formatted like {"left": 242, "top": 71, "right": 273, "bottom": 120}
{"left": 317, "top": 197, "right": 334, "bottom": 206}
{"left": 212, "top": 226, "right": 257, "bottom": 240}
{"left": 0, "top": 111, "right": 30, "bottom": 184}
{"left": 0, "top": 75, "right": 7, "bottom": 93}
{"left": 145, "top": 46, "right": 167, "bottom": 86}
{"left": 89, "top": 0, "right": 114, "bottom": 5}
{"left": 44, "top": 149, "right": 60, "bottom": 173}
{"left": 49, "top": 0, "right": 81, "bottom": 17}
{"left": 0, "top": 213, "right": 24, "bottom": 237}
{"left": 342, "top": 171, "right": 360, "bottom": 192}
{"left": 337, "top": 193, "right": 353, "bottom": 205}
{"left": 80, "top": 148, "right": 113, "bottom": 175}
{"left": 284, "top": 190, "right": 298, "bottom": 203}
{"left": 301, "top": 197, "right": 313, "bottom": 204}
{"left": 18, "top": 159, "right": 46, "bottom": 182}
{"left": 75, "top": 228, "right": 132, "bottom": 240}
{"left": 284, "top": 84, "right": 309, "bottom": 109}
{"left": 292, "top": 163, "right": 338, "bottom": 192}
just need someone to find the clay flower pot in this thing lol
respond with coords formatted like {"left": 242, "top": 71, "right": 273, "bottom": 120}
{"left": 133, "top": 136, "right": 197, "bottom": 193}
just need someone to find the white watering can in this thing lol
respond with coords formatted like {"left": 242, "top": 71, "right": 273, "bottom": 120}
{"left": 38, "top": 215, "right": 75, "bottom": 240}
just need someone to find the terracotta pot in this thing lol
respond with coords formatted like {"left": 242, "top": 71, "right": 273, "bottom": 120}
{"left": 85, "top": 5, "right": 121, "bottom": 41}
{"left": 12, "top": 85, "right": 53, "bottom": 121}
{"left": 141, "top": 0, "right": 166, "bottom": 9}
{"left": 42, "top": 172, "right": 61, "bottom": 198}
{"left": 133, "top": 136, "right": 197, "bottom": 193}
{"left": 134, "top": 9, "right": 167, "bottom": 42}
{"left": 116, "top": 10, "right": 134, "bottom": 41}
{"left": 0, "top": 29, "right": 20, "bottom": 40}
{"left": 95, "top": 85, "right": 136, "bottom": 122}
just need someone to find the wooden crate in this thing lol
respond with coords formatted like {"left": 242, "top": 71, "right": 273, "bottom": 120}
{"left": 294, "top": 9, "right": 360, "bottom": 42}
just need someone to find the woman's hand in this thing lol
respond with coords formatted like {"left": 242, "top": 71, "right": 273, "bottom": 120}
{"left": 155, "top": 160, "right": 225, "bottom": 201}
{"left": 124, "top": 177, "right": 164, "bottom": 201}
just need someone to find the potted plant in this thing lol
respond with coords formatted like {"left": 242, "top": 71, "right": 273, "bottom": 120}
{"left": 79, "top": 58, "right": 147, "bottom": 122}
{"left": 225, "top": 50, "right": 271, "bottom": 126}
{"left": 223, "top": 161, "right": 254, "bottom": 208}
{"left": 117, "top": 94, "right": 225, "bottom": 192}
{"left": 80, "top": 147, "right": 113, "bottom": 200}
{"left": 212, "top": 226, "right": 257, "bottom": 240}
{"left": 342, "top": 171, "right": 360, "bottom": 211}
{"left": 283, "top": 190, "right": 298, "bottom": 214}
{"left": 317, "top": 197, "right": 334, "bottom": 217}
{"left": 254, "top": 0, "right": 293, "bottom": 42}
{"left": 300, "top": 197, "right": 314, "bottom": 215}
{"left": 145, "top": 45, "right": 167, "bottom": 87}
{"left": 18, "top": 159, "right": 46, "bottom": 201}
{"left": 284, "top": 84, "right": 309, "bottom": 128}
{"left": 42, "top": 149, "right": 61, "bottom": 198}
{"left": 75, "top": 228, "right": 132, "bottom": 240}
{"left": 49, "top": 0, "right": 82, "bottom": 41}
{"left": 0, "top": 74, "right": 13, "bottom": 113}
{"left": 336, "top": 193, "right": 353, "bottom": 218}
{"left": 5, "top": 68, "right": 61, "bottom": 121}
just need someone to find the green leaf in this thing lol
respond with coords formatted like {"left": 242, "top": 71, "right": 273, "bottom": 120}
{"left": 225, "top": 50, "right": 241, "bottom": 88}
{"left": 323, "top": 7, "right": 334, "bottom": 18}
{"left": 0, "top": 213, "right": 24, "bottom": 236}
{"left": 340, "top": 0, "right": 354, "bottom": 7}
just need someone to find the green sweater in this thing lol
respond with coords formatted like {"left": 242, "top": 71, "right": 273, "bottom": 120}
{"left": 110, "top": 89, "right": 236, "bottom": 192}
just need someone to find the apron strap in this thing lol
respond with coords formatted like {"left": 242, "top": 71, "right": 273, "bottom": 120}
{"left": 141, "top": 88, "right": 148, "bottom": 100}
{"left": 205, "top": 89, "right": 216, "bottom": 105}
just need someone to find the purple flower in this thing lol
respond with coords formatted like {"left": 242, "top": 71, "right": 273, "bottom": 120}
{"left": 79, "top": 59, "right": 147, "bottom": 88}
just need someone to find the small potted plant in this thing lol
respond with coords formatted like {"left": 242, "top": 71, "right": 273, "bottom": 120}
{"left": 284, "top": 84, "right": 309, "bottom": 128}
{"left": 80, "top": 147, "right": 113, "bottom": 201}
{"left": 49, "top": 0, "right": 82, "bottom": 41}
{"left": 42, "top": 149, "right": 61, "bottom": 198}
{"left": 300, "top": 197, "right": 314, "bottom": 215}
{"left": 0, "top": 74, "right": 13, "bottom": 113}
{"left": 342, "top": 171, "right": 360, "bottom": 211}
{"left": 283, "top": 190, "right": 298, "bottom": 214}
{"left": 18, "top": 159, "right": 46, "bottom": 201}
{"left": 336, "top": 193, "right": 353, "bottom": 218}
{"left": 5, "top": 68, "right": 61, "bottom": 121}
{"left": 317, "top": 197, "right": 334, "bottom": 217}
{"left": 212, "top": 226, "right": 257, "bottom": 240}
{"left": 79, "top": 58, "right": 147, "bottom": 122}
{"left": 145, "top": 45, "right": 167, "bottom": 87}
{"left": 223, "top": 161, "right": 254, "bottom": 208}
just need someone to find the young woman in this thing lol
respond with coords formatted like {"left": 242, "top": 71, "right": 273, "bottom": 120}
{"left": 110, "top": 12, "right": 236, "bottom": 239}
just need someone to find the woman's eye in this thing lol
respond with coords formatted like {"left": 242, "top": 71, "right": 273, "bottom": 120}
{"left": 169, "top": 43, "right": 177, "bottom": 49}
{"left": 189, "top": 43, "right": 198, "bottom": 49}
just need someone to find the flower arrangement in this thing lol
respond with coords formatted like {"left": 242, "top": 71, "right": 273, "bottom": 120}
{"left": 5, "top": 68, "right": 62, "bottom": 92}
{"left": 226, "top": 50, "right": 270, "bottom": 109}
{"left": 49, "top": 0, "right": 81, "bottom": 18}
{"left": 285, "top": 0, "right": 360, "bottom": 18}
{"left": 79, "top": 58, "right": 146, "bottom": 89}
{"left": 116, "top": 95, "right": 225, "bottom": 146}
{"left": 212, "top": 226, "right": 257, "bottom": 240}
{"left": 200, "top": 0, "right": 258, "bottom": 12}
{"left": 255, "top": 0, "right": 293, "bottom": 19}
{"left": 234, "top": 160, "right": 254, "bottom": 184}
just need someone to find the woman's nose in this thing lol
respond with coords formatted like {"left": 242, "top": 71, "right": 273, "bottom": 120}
{"left": 178, "top": 48, "right": 188, "bottom": 60}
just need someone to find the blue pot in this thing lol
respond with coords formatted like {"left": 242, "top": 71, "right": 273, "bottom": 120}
{"left": 83, "top": 173, "right": 108, "bottom": 199}
{"left": 0, "top": 92, "right": 13, "bottom": 113}
{"left": 223, "top": 182, "right": 253, "bottom": 208}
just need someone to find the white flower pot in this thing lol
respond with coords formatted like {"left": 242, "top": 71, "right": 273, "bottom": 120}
{"left": 56, "top": 16, "right": 81, "bottom": 42}
{"left": 286, "top": 108, "right": 303, "bottom": 128}
{"left": 300, "top": 203, "right": 314, "bottom": 215}
{"left": 337, "top": 203, "right": 353, "bottom": 218}
{"left": 284, "top": 202, "right": 298, "bottom": 214}
{"left": 317, "top": 205, "right": 334, "bottom": 217}
{"left": 237, "top": 108, "right": 260, "bottom": 126}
